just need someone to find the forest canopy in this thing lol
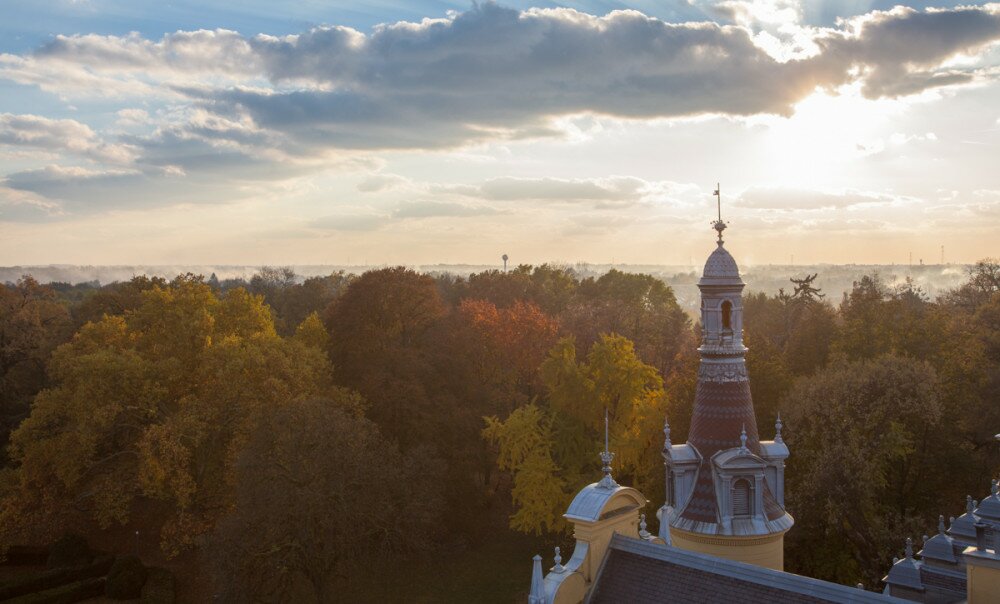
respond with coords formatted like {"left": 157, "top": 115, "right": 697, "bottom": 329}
{"left": 0, "top": 261, "right": 998, "bottom": 597}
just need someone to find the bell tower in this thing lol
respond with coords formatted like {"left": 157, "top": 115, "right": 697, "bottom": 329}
{"left": 662, "top": 188, "right": 793, "bottom": 570}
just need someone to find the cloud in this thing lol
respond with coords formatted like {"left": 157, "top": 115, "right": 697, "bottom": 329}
{"left": 309, "top": 213, "right": 389, "bottom": 231}
{"left": 474, "top": 176, "right": 647, "bottom": 203}
{"left": 391, "top": 200, "right": 503, "bottom": 218}
{"left": 2, "top": 4, "right": 997, "bottom": 153}
{"left": 0, "top": 113, "right": 135, "bottom": 163}
{"left": 737, "top": 187, "right": 904, "bottom": 210}
{"left": 357, "top": 173, "right": 409, "bottom": 192}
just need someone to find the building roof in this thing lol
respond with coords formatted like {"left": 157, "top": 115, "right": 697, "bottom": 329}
{"left": 699, "top": 241, "right": 742, "bottom": 286}
{"left": 564, "top": 483, "right": 645, "bottom": 523}
{"left": 973, "top": 480, "right": 1000, "bottom": 522}
{"left": 919, "top": 517, "right": 958, "bottom": 564}
{"left": 677, "top": 377, "right": 787, "bottom": 530}
{"left": 586, "top": 534, "right": 903, "bottom": 604}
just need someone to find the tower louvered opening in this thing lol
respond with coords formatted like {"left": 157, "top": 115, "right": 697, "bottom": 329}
{"left": 733, "top": 479, "right": 752, "bottom": 517}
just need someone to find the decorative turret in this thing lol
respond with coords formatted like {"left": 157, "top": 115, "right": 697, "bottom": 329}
{"left": 663, "top": 194, "right": 793, "bottom": 571}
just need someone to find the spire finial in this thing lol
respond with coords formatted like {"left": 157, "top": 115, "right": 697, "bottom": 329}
{"left": 905, "top": 537, "right": 914, "bottom": 560}
{"left": 774, "top": 412, "right": 783, "bottom": 444}
{"left": 967, "top": 495, "right": 974, "bottom": 513}
{"left": 938, "top": 515, "right": 946, "bottom": 535}
{"left": 604, "top": 407, "right": 609, "bottom": 455}
{"left": 529, "top": 555, "right": 545, "bottom": 604}
{"left": 663, "top": 417, "right": 672, "bottom": 449}
{"left": 639, "top": 513, "right": 652, "bottom": 539}
{"left": 739, "top": 423, "right": 749, "bottom": 454}
{"left": 712, "top": 183, "right": 727, "bottom": 243}
{"left": 597, "top": 408, "right": 619, "bottom": 490}
{"left": 552, "top": 546, "right": 565, "bottom": 573}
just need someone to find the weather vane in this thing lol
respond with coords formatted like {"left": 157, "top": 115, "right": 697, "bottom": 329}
{"left": 712, "top": 182, "right": 727, "bottom": 242}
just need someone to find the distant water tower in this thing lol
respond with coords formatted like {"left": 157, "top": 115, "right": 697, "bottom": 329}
{"left": 502, "top": 253, "right": 509, "bottom": 273}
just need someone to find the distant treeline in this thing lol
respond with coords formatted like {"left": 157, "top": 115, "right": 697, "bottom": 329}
{"left": 0, "top": 260, "right": 998, "bottom": 598}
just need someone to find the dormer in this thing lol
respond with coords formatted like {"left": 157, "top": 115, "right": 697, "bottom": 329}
{"left": 711, "top": 436, "right": 769, "bottom": 534}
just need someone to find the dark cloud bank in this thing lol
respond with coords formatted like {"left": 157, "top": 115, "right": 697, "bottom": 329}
{"left": 2, "top": 2, "right": 1000, "bottom": 214}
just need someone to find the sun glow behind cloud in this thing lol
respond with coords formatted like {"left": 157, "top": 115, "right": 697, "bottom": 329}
{"left": 0, "top": 1, "right": 999, "bottom": 265}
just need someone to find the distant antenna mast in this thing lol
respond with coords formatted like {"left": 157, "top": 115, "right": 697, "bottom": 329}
{"left": 502, "top": 253, "right": 509, "bottom": 273}
{"left": 711, "top": 183, "right": 727, "bottom": 242}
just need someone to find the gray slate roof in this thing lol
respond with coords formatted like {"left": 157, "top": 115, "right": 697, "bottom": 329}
{"left": 587, "top": 534, "right": 905, "bottom": 604}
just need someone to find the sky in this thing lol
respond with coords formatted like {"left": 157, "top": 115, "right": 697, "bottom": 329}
{"left": 1, "top": 1, "right": 999, "bottom": 267}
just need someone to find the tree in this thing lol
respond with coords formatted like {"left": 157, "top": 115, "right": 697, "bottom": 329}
{"left": 324, "top": 267, "right": 446, "bottom": 449}
{"left": 484, "top": 334, "right": 669, "bottom": 535}
{"left": 563, "top": 270, "right": 690, "bottom": 376}
{"left": 782, "top": 355, "right": 943, "bottom": 587}
{"left": 0, "top": 278, "right": 339, "bottom": 556}
{"left": 0, "top": 277, "right": 72, "bottom": 463}
{"left": 209, "top": 397, "right": 442, "bottom": 603}
{"left": 72, "top": 276, "right": 167, "bottom": 328}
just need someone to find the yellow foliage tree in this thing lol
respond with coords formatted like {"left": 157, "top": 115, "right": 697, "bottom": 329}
{"left": 484, "top": 333, "right": 669, "bottom": 535}
{"left": 0, "top": 276, "right": 346, "bottom": 556}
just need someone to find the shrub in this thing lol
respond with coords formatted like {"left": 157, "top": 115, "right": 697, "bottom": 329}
{"left": 105, "top": 555, "right": 148, "bottom": 600}
{"left": 45, "top": 534, "right": 91, "bottom": 569}
{"left": 140, "top": 567, "right": 175, "bottom": 603}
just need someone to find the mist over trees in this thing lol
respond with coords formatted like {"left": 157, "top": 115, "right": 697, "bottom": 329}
{"left": 0, "top": 261, "right": 998, "bottom": 597}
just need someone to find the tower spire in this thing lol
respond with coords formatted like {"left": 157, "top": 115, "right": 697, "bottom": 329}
{"left": 597, "top": 408, "right": 619, "bottom": 490}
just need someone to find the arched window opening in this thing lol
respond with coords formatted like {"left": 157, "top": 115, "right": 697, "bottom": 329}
{"left": 721, "top": 300, "right": 733, "bottom": 330}
{"left": 732, "top": 478, "right": 752, "bottom": 517}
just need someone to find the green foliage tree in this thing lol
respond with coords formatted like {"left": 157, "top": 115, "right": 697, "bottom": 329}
{"left": 209, "top": 397, "right": 441, "bottom": 602}
{"left": 564, "top": 269, "right": 691, "bottom": 376}
{"left": 782, "top": 355, "right": 942, "bottom": 587}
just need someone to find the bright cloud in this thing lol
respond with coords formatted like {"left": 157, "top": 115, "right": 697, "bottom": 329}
{"left": 0, "top": 2, "right": 999, "bottom": 265}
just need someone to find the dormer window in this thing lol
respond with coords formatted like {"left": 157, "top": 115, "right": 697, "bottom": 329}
{"left": 732, "top": 478, "right": 752, "bottom": 517}
{"left": 721, "top": 300, "right": 732, "bottom": 330}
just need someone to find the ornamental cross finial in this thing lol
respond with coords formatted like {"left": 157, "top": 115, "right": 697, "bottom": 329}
{"left": 774, "top": 413, "right": 783, "bottom": 444}
{"left": 597, "top": 408, "right": 619, "bottom": 490}
{"left": 712, "top": 183, "right": 727, "bottom": 243}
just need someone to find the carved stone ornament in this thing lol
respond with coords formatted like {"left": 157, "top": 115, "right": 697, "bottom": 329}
{"left": 697, "top": 362, "right": 748, "bottom": 383}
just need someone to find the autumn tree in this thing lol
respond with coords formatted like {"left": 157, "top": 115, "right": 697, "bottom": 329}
{"left": 324, "top": 267, "right": 446, "bottom": 449}
{"left": 0, "top": 278, "right": 338, "bottom": 555}
{"left": 563, "top": 269, "right": 691, "bottom": 377}
{"left": 72, "top": 276, "right": 167, "bottom": 328}
{"left": 484, "top": 334, "right": 669, "bottom": 535}
{"left": 209, "top": 397, "right": 441, "bottom": 602}
{"left": 0, "top": 277, "right": 72, "bottom": 463}
{"left": 782, "top": 355, "right": 943, "bottom": 587}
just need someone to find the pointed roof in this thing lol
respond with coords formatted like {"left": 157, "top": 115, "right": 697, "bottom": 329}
{"left": 919, "top": 516, "right": 958, "bottom": 564}
{"left": 883, "top": 538, "right": 924, "bottom": 593}
{"left": 948, "top": 496, "right": 980, "bottom": 542}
